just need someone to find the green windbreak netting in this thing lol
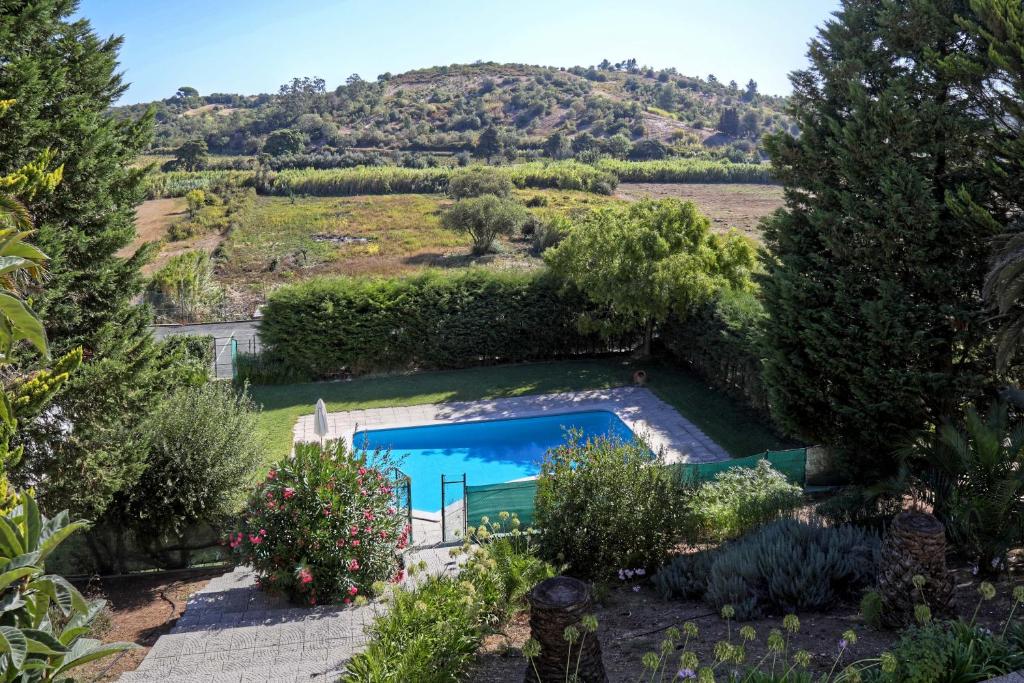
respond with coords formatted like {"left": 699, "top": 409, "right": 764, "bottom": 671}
{"left": 465, "top": 479, "right": 538, "bottom": 530}
{"left": 672, "top": 448, "right": 807, "bottom": 487}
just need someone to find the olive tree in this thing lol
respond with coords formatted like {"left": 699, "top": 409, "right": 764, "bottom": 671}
{"left": 441, "top": 194, "right": 528, "bottom": 255}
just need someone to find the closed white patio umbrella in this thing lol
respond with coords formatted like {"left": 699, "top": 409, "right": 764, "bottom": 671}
{"left": 313, "top": 398, "right": 330, "bottom": 448}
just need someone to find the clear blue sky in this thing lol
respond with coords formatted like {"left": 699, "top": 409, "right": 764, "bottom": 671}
{"left": 77, "top": 0, "right": 841, "bottom": 104}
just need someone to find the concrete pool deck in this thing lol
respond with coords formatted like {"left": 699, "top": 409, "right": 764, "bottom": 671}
{"left": 293, "top": 386, "right": 730, "bottom": 464}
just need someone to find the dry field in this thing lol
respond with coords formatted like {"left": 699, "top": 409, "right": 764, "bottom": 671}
{"left": 615, "top": 182, "right": 784, "bottom": 241}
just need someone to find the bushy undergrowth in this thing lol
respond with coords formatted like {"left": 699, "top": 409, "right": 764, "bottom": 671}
{"left": 594, "top": 157, "right": 775, "bottom": 184}
{"left": 231, "top": 440, "right": 408, "bottom": 606}
{"left": 259, "top": 269, "right": 628, "bottom": 378}
{"left": 655, "top": 519, "right": 879, "bottom": 620}
{"left": 534, "top": 434, "right": 686, "bottom": 579}
{"left": 686, "top": 460, "right": 803, "bottom": 543}
{"left": 343, "top": 518, "right": 555, "bottom": 682}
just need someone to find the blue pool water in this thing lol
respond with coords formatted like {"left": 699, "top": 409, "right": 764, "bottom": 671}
{"left": 354, "top": 410, "right": 636, "bottom": 512}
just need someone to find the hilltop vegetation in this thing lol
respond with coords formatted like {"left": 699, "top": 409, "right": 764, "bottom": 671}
{"left": 114, "top": 60, "right": 793, "bottom": 168}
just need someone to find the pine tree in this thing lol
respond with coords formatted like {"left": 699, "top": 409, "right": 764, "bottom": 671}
{"left": 0, "top": 1, "right": 183, "bottom": 518}
{"left": 717, "top": 107, "right": 740, "bottom": 136}
{"left": 760, "top": 0, "right": 997, "bottom": 479}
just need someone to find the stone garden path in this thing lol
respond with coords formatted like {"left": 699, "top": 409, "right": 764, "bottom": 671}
{"left": 118, "top": 544, "right": 455, "bottom": 683}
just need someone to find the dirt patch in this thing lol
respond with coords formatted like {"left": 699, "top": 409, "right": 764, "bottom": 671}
{"left": 469, "top": 566, "right": 1024, "bottom": 681}
{"left": 121, "top": 198, "right": 186, "bottom": 260}
{"left": 614, "top": 183, "right": 784, "bottom": 241}
{"left": 127, "top": 198, "right": 227, "bottom": 275}
{"left": 73, "top": 568, "right": 223, "bottom": 682}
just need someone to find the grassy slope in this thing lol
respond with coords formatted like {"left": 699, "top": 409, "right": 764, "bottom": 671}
{"left": 248, "top": 358, "right": 793, "bottom": 467}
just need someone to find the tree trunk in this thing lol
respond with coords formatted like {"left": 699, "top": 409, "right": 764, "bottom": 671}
{"left": 878, "top": 511, "right": 953, "bottom": 627}
{"left": 525, "top": 576, "right": 607, "bottom": 683}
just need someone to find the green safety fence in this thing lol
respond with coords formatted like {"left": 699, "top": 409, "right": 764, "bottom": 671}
{"left": 460, "top": 448, "right": 808, "bottom": 536}
{"left": 672, "top": 448, "right": 807, "bottom": 487}
{"left": 465, "top": 479, "right": 538, "bottom": 531}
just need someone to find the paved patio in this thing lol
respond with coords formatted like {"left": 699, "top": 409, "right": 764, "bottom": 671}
{"left": 293, "top": 386, "right": 730, "bottom": 465}
{"left": 118, "top": 545, "right": 457, "bottom": 683}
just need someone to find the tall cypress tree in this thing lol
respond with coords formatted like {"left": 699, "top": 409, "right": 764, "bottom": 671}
{"left": 760, "top": 0, "right": 998, "bottom": 479}
{"left": 0, "top": 1, "right": 177, "bottom": 518}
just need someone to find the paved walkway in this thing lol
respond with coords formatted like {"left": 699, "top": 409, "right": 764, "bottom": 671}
{"left": 293, "top": 386, "right": 730, "bottom": 465}
{"left": 118, "top": 546, "right": 456, "bottom": 683}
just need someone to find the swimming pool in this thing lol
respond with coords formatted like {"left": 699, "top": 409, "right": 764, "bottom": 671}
{"left": 353, "top": 410, "right": 637, "bottom": 512}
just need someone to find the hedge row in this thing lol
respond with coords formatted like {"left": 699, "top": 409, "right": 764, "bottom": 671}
{"left": 144, "top": 159, "right": 774, "bottom": 199}
{"left": 595, "top": 158, "right": 776, "bottom": 184}
{"left": 258, "top": 270, "right": 630, "bottom": 377}
{"left": 661, "top": 289, "right": 769, "bottom": 412}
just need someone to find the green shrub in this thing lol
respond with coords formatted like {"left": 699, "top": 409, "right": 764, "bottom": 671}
{"left": 344, "top": 516, "right": 555, "bottom": 682}
{"left": 441, "top": 194, "right": 528, "bottom": 254}
{"left": 686, "top": 460, "right": 803, "bottom": 543}
{"left": 534, "top": 434, "right": 686, "bottom": 580}
{"left": 655, "top": 519, "right": 879, "bottom": 620}
{"left": 342, "top": 573, "right": 480, "bottom": 682}
{"left": 447, "top": 167, "right": 514, "bottom": 199}
{"left": 106, "top": 382, "right": 265, "bottom": 560}
{"left": 231, "top": 440, "right": 408, "bottom": 606}
{"left": 258, "top": 269, "right": 626, "bottom": 378}
{"left": 862, "top": 620, "right": 1024, "bottom": 683}
{"left": 531, "top": 214, "right": 570, "bottom": 255}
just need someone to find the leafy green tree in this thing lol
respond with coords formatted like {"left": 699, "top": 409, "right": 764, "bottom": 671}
{"left": 441, "top": 195, "right": 528, "bottom": 254}
{"left": 175, "top": 85, "right": 199, "bottom": 99}
{"left": 605, "top": 133, "right": 631, "bottom": 159}
{"left": 475, "top": 125, "right": 501, "bottom": 161}
{"left": 545, "top": 199, "right": 755, "bottom": 355}
{"left": 740, "top": 110, "right": 760, "bottom": 138}
{"left": 1, "top": 2, "right": 192, "bottom": 520}
{"left": 543, "top": 131, "right": 570, "bottom": 159}
{"left": 760, "top": 0, "right": 997, "bottom": 480}
{"left": 263, "top": 128, "right": 304, "bottom": 156}
{"left": 173, "top": 138, "right": 208, "bottom": 171}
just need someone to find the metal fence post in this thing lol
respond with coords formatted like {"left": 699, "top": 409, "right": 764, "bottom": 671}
{"left": 440, "top": 474, "right": 446, "bottom": 543}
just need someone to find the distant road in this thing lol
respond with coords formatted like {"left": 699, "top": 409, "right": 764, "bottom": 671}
{"left": 151, "top": 320, "right": 260, "bottom": 379}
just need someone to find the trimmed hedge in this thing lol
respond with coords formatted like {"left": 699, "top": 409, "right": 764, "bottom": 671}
{"left": 661, "top": 289, "right": 768, "bottom": 412}
{"left": 258, "top": 270, "right": 629, "bottom": 377}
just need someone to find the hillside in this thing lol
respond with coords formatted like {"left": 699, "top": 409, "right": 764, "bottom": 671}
{"left": 115, "top": 61, "right": 793, "bottom": 168}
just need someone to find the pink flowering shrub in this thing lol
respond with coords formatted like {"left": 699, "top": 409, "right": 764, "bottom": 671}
{"left": 230, "top": 440, "right": 409, "bottom": 606}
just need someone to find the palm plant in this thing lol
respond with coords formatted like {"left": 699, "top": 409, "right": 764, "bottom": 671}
{"left": 924, "top": 403, "right": 1024, "bottom": 575}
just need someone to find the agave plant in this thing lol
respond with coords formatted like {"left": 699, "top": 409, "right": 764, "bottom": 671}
{"left": 0, "top": 490, "right": 136, "bottom": 680}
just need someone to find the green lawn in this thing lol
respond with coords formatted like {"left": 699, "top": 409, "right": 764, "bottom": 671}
{"left": 247, "top": 358, "right": 793, "bottom": 466}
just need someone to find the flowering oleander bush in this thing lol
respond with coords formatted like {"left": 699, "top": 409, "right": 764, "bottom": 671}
{"left": 230, "top": 440, "right": 409, "bottom": 606}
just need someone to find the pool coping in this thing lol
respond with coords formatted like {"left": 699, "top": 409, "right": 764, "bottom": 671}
{"left": 293, "top": 386, "right": 730, "bottom": 466}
